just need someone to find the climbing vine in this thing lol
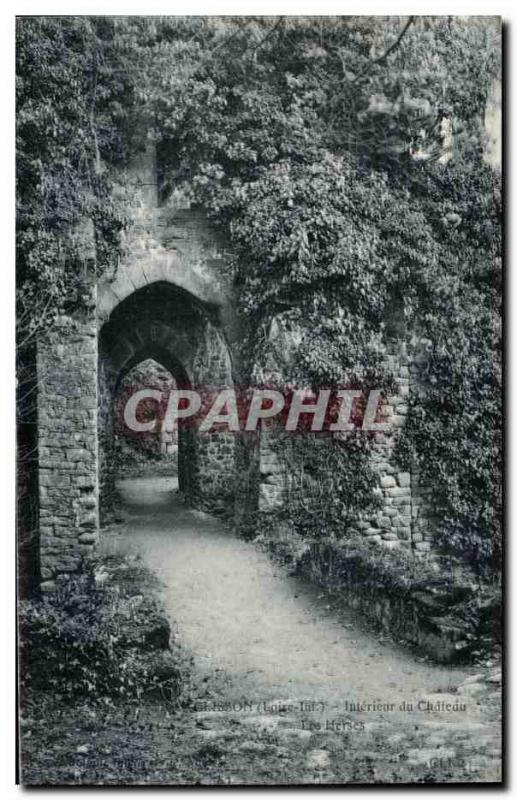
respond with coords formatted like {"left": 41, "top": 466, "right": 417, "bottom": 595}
{"left": 16, "top": 17, "right": 502, "bottom": 571}
{"left": 143, "top": 17, "right": 501, "bottom": 567}
{"left": 268, "top": 432, "right": 382, "bottom": 540}
{"left": 395, "top": 163, "right": 502, "bottom": 573}
{"left": 16, "top": 16, "right": 148, "bottom": 348}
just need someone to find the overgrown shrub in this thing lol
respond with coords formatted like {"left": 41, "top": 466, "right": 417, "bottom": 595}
{"left": 19, "top": 555, "right": 191, "bottom": 704}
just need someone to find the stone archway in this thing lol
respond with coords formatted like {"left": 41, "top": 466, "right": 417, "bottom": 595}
{"left": 35, "top": 146, "right": 251, "bottom": 590}
{"left": 98, "top": 279, "right": 235, "bottom": 518}
{"left": 110, "top": 357, "right": 180, "bottom": 488}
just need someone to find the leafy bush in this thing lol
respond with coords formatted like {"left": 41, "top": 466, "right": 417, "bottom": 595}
{"left": 19, "top": 555, "right": 190, "bottom": 704}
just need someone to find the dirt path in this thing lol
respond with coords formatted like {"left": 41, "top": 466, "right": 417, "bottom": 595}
{"left": 100, "top": 475, "right": 502, "bottom": 784}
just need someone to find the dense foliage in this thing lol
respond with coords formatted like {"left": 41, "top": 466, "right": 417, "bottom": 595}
{"left": 16, "top": 16, "right": 145, "bottom": 347}
{"left": 16, "top": 16, "right": 502, "bottom": 571}
{"left": 19, "top": 555, "right": 189, "bottom": 702}
{"left": 143, "top": 16, "right": 501, "bottom": 567}
{"left": 395, "top": 163, "right": 502, "bottom": 572}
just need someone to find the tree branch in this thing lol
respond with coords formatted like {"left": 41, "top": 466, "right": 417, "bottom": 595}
{"left": 250, "top": 17, "right": 284, "bottom": 61}
{"left": 354, "top": 16, "right": 414, "bottom": 82}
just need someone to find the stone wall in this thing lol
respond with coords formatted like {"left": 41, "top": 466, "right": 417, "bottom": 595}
{"left": 91, "top": 139, "right": 243, "bottom": 520}
{"left": 113, "top": 358, "right": 178, "bottom": 472}
{"left": 97, "top": 345, "right": 117, "bottom": 517}
{"left": 254, "top": 321, "right": 439, "bottom": 558}
{"left": 296, "top": 540, "right": 498, "bottom": 663}
{"left": 355, "top": 339, "right": 415, "bottom": 552}
{"left": 258, "top": 437, "right": 284, "bottom": 511}
{"left": 37, "top": 300, "right": 99, "bottom": 591}
{"left": 191, "top": 321, "right": 236, "bottom": 512}
{"left": 97, "top": 145, "right": 235, "bottom": 333}
{"left": 34, "top": 139, "right": 443, "bottom": 586}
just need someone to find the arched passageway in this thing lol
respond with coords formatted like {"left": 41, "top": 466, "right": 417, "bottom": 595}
{"left": 98, "top": 280, "right": 235, "bottom": 517}
{"left": 112, "top": 357, "right": 179, "bottom": 478}
{"left": 34, "top": 179, "right": 260, "bottom": 589}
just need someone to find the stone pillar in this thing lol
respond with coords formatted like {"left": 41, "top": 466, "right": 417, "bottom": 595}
{"left": 97, "top": 350, "right": 117, "bottom": 521}
{"left": 191, "top": 322, "right": 237, "bottom": 512}
{"left": 258, "top": 434, "right": 284, "bottom": 511}
{"left": 233, "top": 431, "right": 260, "bottom": 536}
{"left": 37, "top": 300, "right": 99, "bottom": 591}
{"left": 359, "top": 339, "right": 413, "bottom": 551}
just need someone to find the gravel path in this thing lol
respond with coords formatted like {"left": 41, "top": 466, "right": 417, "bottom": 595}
{"left": 100, "top": 475, "right": 502, "bottom": 783}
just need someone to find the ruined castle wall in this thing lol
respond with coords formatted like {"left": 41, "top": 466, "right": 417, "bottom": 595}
{"left": 355, "top": 339, "right": 417, "bottom": 553}
{"left": 255, "top": 316, "right": 438, "bottom": 558}
{"left": 192, "top": 324, "right": 237, "bottom": 513}
{"left": 94, "top": 144, "right": 241, "bottom": 517}
{"left": 35, "top": 140, "right": 444, "bottom": 585}
{"left": 37, "top": 300, "right": 99, "bottom": 591}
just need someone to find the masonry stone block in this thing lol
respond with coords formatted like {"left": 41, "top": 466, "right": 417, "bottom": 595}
{"left": 380, "top": 475, "right": 397, "bottom": 489}
{"left": 414, "top": 541, "right": 432, "bottom": 551}
{"left": 383, "top": 539, "right": 401, "bottom": 550}
{"left": 386, "top": 487, "right": 411, "bottom": 498}
{"left": 37, "top": 308, "right": 99, "bottom": 586}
